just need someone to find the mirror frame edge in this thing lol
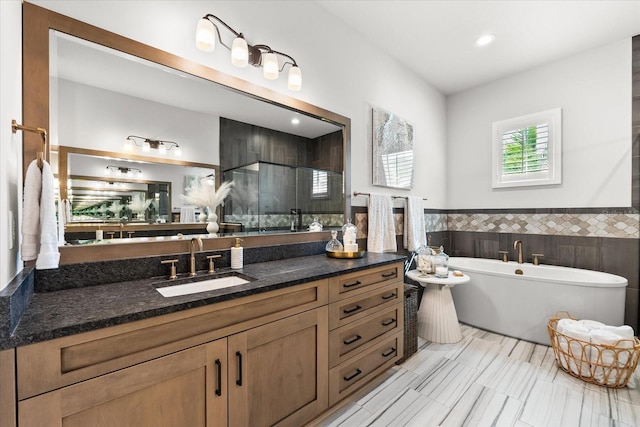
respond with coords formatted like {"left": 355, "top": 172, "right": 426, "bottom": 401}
{"left": 22, "top": 2, "right": 352, "bottom": 263}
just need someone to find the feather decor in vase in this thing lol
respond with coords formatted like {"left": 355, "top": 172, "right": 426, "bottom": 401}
{"left": 182, "top": 180, "right": 234, "bottom": 233}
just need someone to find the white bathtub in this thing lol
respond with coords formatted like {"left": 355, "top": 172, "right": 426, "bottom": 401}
{"left": 448, "top": 257, "right": 628, "bottom": 345}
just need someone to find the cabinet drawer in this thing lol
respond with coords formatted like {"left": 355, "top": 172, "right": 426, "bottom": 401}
{"left": 328, "top": 262, "right": 402, "bottom": 302}
{"left": 329, "top": 283, "right": 403, "bottom": 330}
{"left": 328, "top": 333, "right": 401, "bottom": 406}
{"left": 329, "top": 305, "right": 402, "bottom": 368}
{"left": 17, "top": 280, "right": 328, "bottom": 400}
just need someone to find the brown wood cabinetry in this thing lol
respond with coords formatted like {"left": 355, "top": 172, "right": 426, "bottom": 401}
{"left": 327, "top": 262, "right": 404, "bottom": 406}
{"left": 16, "top": 280, "right": 328, "bottom": 427}
{"left": 12, "top": 261, "right": 404, "bottom": 425}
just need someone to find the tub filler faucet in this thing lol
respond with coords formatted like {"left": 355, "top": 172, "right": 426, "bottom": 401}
{"left": 513, "top": 240, "right": 523, "bottom": 264}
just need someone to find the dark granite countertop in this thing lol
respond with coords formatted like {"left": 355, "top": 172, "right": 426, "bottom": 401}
{"left": 3, "top": 253, "right": 405, "bottom": 350}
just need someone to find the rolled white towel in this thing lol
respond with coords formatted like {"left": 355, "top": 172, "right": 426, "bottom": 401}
{"left": 559, "top": 322, "right": 592, "bottom": 377}
{"left": 602, "top": 325, "right": 635, "bottom": 339}
{"left": 579, "top": 319, "right": 606, "bottom": 330}
{"left": 590, "top": 329, "right": 634, "bottom": 386}
{"left": 557, "top": 318, "right": 581, "bottom": 334}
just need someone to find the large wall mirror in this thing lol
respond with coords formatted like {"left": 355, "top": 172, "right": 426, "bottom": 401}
{"left": 22, "top": 2, "right": 351, "bottom": 262}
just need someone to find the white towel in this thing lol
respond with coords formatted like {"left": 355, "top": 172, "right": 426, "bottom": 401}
{"left": 180, "top": 206, "right": 196, "bottom": 223}
{"left": 590, "top": 329, "right": 633, "bottom": 386}
{"left": 557, "top": 321, "right": 591, "bottom": 377}
{"left": 579, "top": 319, "right": 605, "bottom": 330}
{"left": 21, "top": 160, "right": 42, "bottom": 261}
{"left": 367, "top": 193, "right": 397, "bottom": 253}
{"left": 602, "top": 325, "right": 635, "bottom": 339}
{"left": 57, "top": 193, "right": 66, "bottom": 246}
{"left": 403, "top": 196, "right": 426, "bottom": 252}
{"left": 35, "top": 161, "right": 60, "bottom": 270}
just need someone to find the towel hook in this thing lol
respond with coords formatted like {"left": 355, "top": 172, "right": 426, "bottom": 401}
{"left": 12, "top": 119, "right": 48, "bottom": 169}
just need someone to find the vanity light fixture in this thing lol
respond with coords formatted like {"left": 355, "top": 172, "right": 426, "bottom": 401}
{"left": 105, "top": 165, "right": 143, "bottom": 177}
{"left": 195, "top": 13, "right": 302, "bottom": 91}
{"left": 124, "top": 135, "right": 182, "bottom": 157}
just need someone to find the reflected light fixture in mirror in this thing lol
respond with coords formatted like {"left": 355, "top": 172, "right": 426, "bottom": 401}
{"left": 105, "top": 165, "right": 142, "bottom": 178}
{"left": 195, "top": 13, "right": 302, "bottom": 91}
{"left": 124, "top": 135, "right": 182, "bottom": 157}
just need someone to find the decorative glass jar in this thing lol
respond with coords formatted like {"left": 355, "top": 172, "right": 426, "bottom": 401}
{"left": 325, "top": 230, "right": 344, "bottom": 252}
{"left": 434, "top": 246, "right": 449, "bottom": 278}
{"left": 416, "top": 245, "right": 435, "bottom": 274}
{"left": 341, "top": 219, "right": 358, "bottom": 252}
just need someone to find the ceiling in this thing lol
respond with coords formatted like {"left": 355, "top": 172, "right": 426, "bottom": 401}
{"left": 316, "top": 0, "right": 640, "bottom": 95}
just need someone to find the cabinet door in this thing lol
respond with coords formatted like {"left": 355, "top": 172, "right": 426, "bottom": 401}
{"left": 18, "top": 339, "right": 227, "bottom": 427}
{"left": 228, "top": 307, "right": 329, "bottom": 427}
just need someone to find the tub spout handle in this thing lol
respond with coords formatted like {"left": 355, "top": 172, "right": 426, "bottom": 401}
{"left": 532, "top": 253, "right": 544, "bottom": 266}
{"left": 498, "top": 250, "right": 509, "bottom": 262}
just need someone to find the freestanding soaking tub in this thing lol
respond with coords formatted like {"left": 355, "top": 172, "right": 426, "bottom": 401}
{"left": 448, "top": 257, "right": 628, "bottom": 345}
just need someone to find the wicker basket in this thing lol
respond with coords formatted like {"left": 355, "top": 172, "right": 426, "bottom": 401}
{"left": 397, "top": 284, "right": 419, "bottom": 364}
{"left": 548, "top": 312, "right": 640, "bottom": 388}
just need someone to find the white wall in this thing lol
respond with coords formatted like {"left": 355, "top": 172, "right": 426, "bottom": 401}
{"left": 447, "top": 39, "right": 632, "bottom": 209}
{"left": 57, "top": 79, "right": 220, "bottom": 165}
{"left": 0, "top": 0, "right": 23, "bottom": 291}
{"left": 29, "top": 0, "right": 448, "bottom": 210}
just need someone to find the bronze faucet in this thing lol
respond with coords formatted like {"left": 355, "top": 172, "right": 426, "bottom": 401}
{"left": 119, "top": 222, "right": 124, "bottom": 239}
{"left": 513, "top": 240, "right": 523, "bottom": 264}
{"left": 189, "top": 237, "right": 203, "bottom": 276}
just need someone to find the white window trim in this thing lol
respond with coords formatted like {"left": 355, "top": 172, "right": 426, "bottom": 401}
{"left": 492, "top": 108, "right": 562, "bottom": 189}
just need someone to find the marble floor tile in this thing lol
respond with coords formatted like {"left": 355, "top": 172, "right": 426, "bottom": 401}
{"left": 313, "top": 325, "right": 640, "bottom": 427}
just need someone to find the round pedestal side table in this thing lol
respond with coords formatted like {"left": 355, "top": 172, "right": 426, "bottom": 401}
{"left": 406, "top": 269, "right": 470, "bottom": 344}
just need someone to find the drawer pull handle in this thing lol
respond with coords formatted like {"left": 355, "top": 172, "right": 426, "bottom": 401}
{"left": 382, "top": 348, "right": 396, "bottom": 357}
{"left": 343, "top": 280, "right": 362, "bottom": 288}
{"left": 236, "top": 351, "right": 243, "bottom": 387}
{"left": 381, "top": 318, "right": 396, "bottom": 326}
{"left": 381, "top": 293, "right": 396, "bottom": 300}
{"left": 215, "top": 359, "right": 222, "bottom": 396}
{"left": 344, "top": 335, "right": 362, "bottom": 345}
{"left": 344, "top": 369, "right": 362, "bottom": 382}
{"left": 381, "top": 272, "right": 396, "bottom": 278}
{"left": 343, "top": 305, "right": 362, "bottom": 314}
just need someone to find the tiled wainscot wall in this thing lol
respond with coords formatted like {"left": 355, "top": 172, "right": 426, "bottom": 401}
{"left": 352, "top": 206, "right": 640, "bottom": 332}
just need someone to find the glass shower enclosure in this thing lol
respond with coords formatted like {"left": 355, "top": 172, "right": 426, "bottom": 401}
{"left": 223, "top": 161, "right": 343, "bottom": 232}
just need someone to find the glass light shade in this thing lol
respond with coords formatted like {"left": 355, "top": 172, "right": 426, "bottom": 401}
{"left": 231, "top": 36, "right": 249, "bottom": 67}
{"left": 195, "top": 18, "right": 216, "bottom": 52}
{"left": 288, "top": 66, "right": 302, "bottom": 91}
{"left": 142, "top": 141, "right": 151, "bottom": 152}
{"left": 262, "top": 52, "right": 279, "bottom": 80}
{"left": 158, "top": 142, "right": 167, "bottom": 155}
{"left": 123, "top": 138, "right": 133, "bottom": 151}
{"left": 174, "top": 146, "right": 182, "bottom": 157}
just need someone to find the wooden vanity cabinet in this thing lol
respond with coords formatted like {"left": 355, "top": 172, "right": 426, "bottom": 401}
{"left": 13, "top": 261, "right": 404, "bottom": 425}
{"left": 327, "top": 262, "right": 404, "bottom": 406}
{"left": 19, "top": 339, "right": 228, "bottom": 427}
{"left": 16, "top": 280, "right": 328, "bottom": 427}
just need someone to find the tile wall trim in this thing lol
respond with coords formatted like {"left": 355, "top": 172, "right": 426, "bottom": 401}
{"left": 352, "top": 207, "right": 639, "bottom": 239}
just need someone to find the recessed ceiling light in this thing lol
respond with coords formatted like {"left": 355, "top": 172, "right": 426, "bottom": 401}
{"left": 475, "top": 34, "right": 495, "bottom": 47}
{"left": 291, "top": 118, "right": 300, "bottom": 125}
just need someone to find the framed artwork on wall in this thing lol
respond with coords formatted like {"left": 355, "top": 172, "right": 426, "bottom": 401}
{"left": 372, "top": 107, "right": 414, "bottom": 189}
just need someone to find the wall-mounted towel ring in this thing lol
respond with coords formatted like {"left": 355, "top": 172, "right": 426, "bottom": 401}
{"left": 12, "top": 119, "right": 48, "bottom": 169}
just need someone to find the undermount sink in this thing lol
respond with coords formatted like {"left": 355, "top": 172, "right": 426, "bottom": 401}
{"left": 154, "top": 272, "right": 254, "bottom": 298}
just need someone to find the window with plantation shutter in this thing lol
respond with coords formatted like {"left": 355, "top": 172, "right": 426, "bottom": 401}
{"left": 312, "top": 169, "right": 328, "bottom": 197}
{"left": 492, "top": 108, "right": 562, "bottom": 188}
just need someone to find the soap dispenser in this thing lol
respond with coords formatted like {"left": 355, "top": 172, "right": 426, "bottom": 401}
{"left": 231, "top": 238, "right": 243, "bottom": 269}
